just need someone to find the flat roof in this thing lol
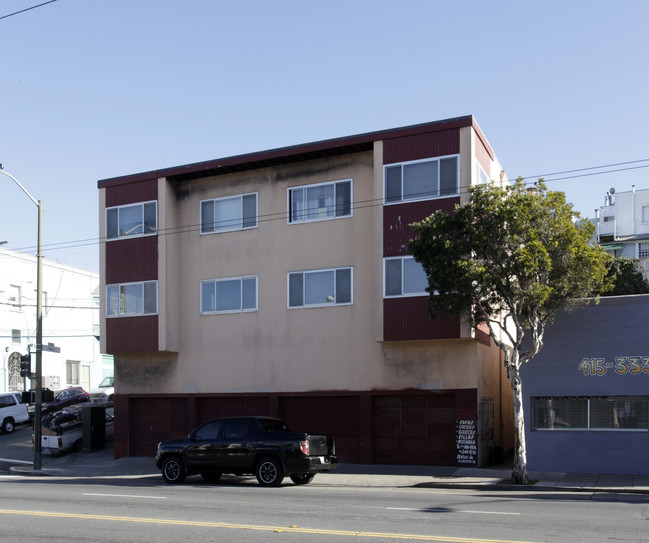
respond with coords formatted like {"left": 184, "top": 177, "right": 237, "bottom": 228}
{"left": 98, "top": 115, "right": 486, "bottom": 187}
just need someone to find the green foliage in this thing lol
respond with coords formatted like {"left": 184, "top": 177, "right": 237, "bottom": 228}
{"left": 601, "top": 257, "right": 649, "bottom": 296}
{"left": 408, "top": 179, "right": 612, "bottom": 357}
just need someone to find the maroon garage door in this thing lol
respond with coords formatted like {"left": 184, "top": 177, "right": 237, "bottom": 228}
{"left": 281, "top": 396, "right": 361, "bottom": 463}
{"left": 372, "top": 394, "right": 457, "bottom": 465}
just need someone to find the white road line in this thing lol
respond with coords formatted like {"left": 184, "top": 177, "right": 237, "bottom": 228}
{"left": 82, "top": 493, "right": 167, "bottom": 500}
{"left": 387, "top": 507, "right": 520, "bottom": 515}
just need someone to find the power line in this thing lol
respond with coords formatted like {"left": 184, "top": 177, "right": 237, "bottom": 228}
{"left": 0, "top": 0, "right": 59, "bottom": 21}
{"left": 3, "top": 159, "right": 648, "bottom": 257}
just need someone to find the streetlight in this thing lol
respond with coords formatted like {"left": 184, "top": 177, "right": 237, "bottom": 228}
{"left": 0, "top": 164, "right": 44, "bottom": 471}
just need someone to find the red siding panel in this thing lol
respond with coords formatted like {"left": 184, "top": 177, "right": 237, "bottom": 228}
{"left": 383, "top": 198, "right": 460, "bottom": 257}
{"left": 105, "top": 237, "right": 158, "bottom": 284}
{"left": 384, "top": 297, "right": 460, "bottom": 341}
{"left": 106, "top": 315, "right": 158, "bottom": 354}
{"left": 105, "top": 178, "right": 157, "bottom": 207}
{"left": 383, "top": 129, "right": 460, "bottom": 165}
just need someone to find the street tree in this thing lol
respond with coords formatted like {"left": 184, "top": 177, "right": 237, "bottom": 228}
{"left": 600, "top": 257, "right": 649, "bottom": 296}
{"left": 408, "top": 179, "right": 611, "bottom": 484}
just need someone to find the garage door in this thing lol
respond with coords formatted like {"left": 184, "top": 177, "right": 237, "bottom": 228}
{"left": 373, "top": 394, "right": 456, "bottom": 465}
{"left": 129, "top": 397, "right": 189, "bottom": 457}
{"left": 281, "top": 396, "right": 361, "bottom": 463}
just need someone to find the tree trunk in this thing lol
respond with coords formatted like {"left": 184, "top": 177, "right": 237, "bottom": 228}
{"left": 509, "top": 364, "right": 529, "bottom": 484}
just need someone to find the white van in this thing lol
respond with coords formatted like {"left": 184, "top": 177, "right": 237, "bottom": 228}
{"left": 0, "top": 392, "right": 30, "bottom": 434}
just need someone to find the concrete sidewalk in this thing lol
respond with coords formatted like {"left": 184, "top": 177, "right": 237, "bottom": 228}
{"left": 10, "top": 445, "right": 649, "bottom": 494}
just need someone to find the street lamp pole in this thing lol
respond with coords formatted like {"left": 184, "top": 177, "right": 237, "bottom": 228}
{"left": 0, "top": 165, "right": 44, "bottom": 471}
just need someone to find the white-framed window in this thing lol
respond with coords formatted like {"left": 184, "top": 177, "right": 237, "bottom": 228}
{"left": 475, "top": 161, "right": 489, "bottom": 185}
{"left": 642, "top": 206, "right": 649, "bottom": 224}
{"left": 201, "top": 276, "right": 258, "bottom": 314}
{"left": 638, "top": 242, "right": 649, "bottom": 259}
{"left": 384, "top": 155, "right": 459, "bottom": 204}
{"left": 106, "top": 281, "right": 158, "bottom": 317}
{"left": 201, "top": 193, "right": 257, "bottom": 234}
{"left": 288, "top": 267, "right": 352, "bottom": 308}
{"left": 533, "top": 396, "right": 649, "bottom": 431}
{"left": 66, "top": 360, "right": 80, "bottom": 385}
{"left": 11, "top": 329, "right": 21, "bottom": 343}
{"left": 288, "top": 179, "right": 352, "bottom": 223}
{"left": 384, "top": 256, "right": 428, "bottom": 297}
{"left": 106, "top": 201, "right": 157, "bottom": 240}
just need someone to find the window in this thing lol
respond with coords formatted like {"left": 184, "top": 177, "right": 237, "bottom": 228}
{"left": 532, "top": 396, "right": 649, "bottom": 431}
{"left": 384, "top": 256, "right": 428, "bottom": 297}
{"left": 201, "top": 193, "right": 257, "bottom": 234}
{"left": 638, "top": 242, "right": 649, "bottom": 259}
{"left": 11, "top": 329, "right": 20, "bottom": 343}
{"left": 201, "top": 276, "right": 258, "bottom": 314}
{"left": 195, "top": 420, "right": 222, "bottom": 441}
{"left": 66, "top": 360, "right": 80, "bottom": 385}
{"left": 288, "top": 267, "right": 352, "bottom": 307}
{"left": 288, "top": 179, "right": 352, "bottom": 223}
{"left": 106, "top": 281, "right": 158, "bottom": 317}
{"left": 642, "top": 206, "right": 649, "bottom": 224}
{"left": 106, "top": 201, "right": 157, "bottom": 240}
{"left": 384, "top": 155, "right": 459, "bottom": 203}
{"left": 9, "top": 285, "right": 21, "bottom": 310}
{"left": 476, "top": 162, "right": 489, "bottom": 185}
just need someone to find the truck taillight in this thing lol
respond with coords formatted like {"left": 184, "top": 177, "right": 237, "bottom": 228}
{"left": 299, "top": 440, "right": 309, "bottom": 455}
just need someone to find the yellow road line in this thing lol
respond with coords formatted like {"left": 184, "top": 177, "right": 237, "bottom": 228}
{"left": 0, "top": 509, "right": 536, "bottom": 543}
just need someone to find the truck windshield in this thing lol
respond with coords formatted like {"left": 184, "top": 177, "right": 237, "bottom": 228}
{"left": 99, "top": 376, "right": 114, "bottom": 387}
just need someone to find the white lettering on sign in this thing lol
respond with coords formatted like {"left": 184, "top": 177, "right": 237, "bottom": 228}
{"left": 456, "top": 419, "right": 477, "bottom": 466}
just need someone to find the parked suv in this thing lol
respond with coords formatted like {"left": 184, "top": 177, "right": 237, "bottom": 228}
{"left": 0, "top": 392, "right": 30, "bottom": 433}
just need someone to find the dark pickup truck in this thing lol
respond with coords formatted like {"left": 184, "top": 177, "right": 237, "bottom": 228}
{"left": 155, "top": 416, "right": 337, "bottom": 486}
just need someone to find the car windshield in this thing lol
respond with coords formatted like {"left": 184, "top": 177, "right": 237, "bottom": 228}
{"left": 99, "top": 376, "right": 114, "bottom": 387}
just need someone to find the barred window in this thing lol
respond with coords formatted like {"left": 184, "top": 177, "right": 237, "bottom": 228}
{"left": 533, "top": 396, "right": 649, "bottom": 431}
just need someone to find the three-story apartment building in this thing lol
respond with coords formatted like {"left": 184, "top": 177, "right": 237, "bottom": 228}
{"left": 98, "top": 116, "right": 513, "bottom": 464}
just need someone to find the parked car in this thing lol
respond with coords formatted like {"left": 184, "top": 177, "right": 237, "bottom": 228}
{"left": 37, "top": 406, "right": 114, "bottom": 454}
{"left": 88, "top": 376, "right": 114, "bottom": 402}
{"left": 42, "top": 387, "right": 90, "bottom": 415}
{"left": 155, "top": 416, "right": 337, "bottom": 486}
{"left": 0, "top": 392, "right": 30, "bottom": 433}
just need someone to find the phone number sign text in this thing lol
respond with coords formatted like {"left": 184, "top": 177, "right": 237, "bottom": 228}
{"left": 579, "top": 356, "right": 649, "bottom": 376}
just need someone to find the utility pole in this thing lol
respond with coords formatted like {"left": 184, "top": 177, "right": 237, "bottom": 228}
{"left": 0, "top": 165, "right": 44, "bottom": 471}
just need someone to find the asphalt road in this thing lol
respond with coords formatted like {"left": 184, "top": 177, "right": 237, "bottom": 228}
{"left": 2, "top": 424, "right": 649, "bottom": 542}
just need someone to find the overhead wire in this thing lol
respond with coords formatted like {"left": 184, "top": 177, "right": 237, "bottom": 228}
{"left": 0, "top": 0, "right": 59, "bottom": 21}
{"left": 2, "top": 158, "right": 648, "bottom": 258}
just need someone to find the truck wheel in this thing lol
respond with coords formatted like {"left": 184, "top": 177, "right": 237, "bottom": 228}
{"left": 256, "top": 457, "right": 284, "bottom": 487}
{"left": 290, "top": 473, "right": 315, "bottom": 485}
{"left": 1, "top": 418, "right": 15, "bottom": 434}
{"left": 161, "top": 456, "right": 186, "bottom": 484}
{"left": 73, "top": 439, "right": 83, "bottom": 452}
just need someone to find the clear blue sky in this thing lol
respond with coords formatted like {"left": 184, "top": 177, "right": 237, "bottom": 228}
{"left": 1, "top": 0, "right": 648, "bottom": 273}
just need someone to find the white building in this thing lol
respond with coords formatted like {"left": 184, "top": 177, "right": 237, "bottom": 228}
{"left": 596, "top": 185, "right": 649, "bottom": 279}
{"left": 0, "top": 247, "right": 111, "bottom": 393}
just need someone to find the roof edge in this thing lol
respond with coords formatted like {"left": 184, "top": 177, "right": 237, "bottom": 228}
{"left": 98, "top": 115, "right": 477, "bottom": 188}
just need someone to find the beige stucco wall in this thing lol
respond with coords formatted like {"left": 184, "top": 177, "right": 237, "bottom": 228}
{"left": 120, "top": 144, "right": 494, "bottom": 396}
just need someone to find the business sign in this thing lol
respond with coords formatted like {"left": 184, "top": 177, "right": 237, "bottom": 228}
{"left": 578, "top": 356, "right": 649, "bottom": 377}
{"left": 456, "top": 419, "right": 478, "bottom": 466}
